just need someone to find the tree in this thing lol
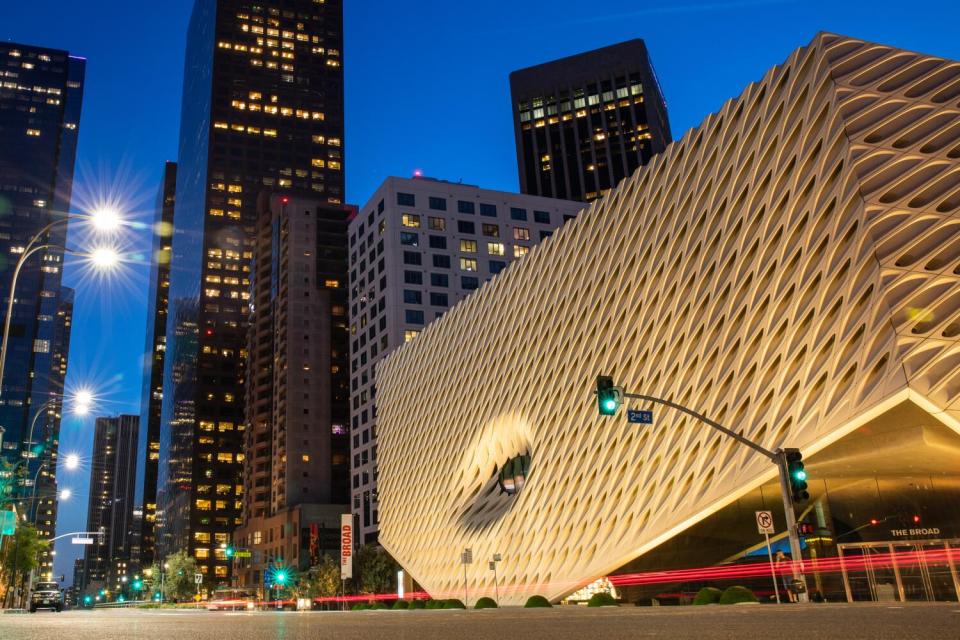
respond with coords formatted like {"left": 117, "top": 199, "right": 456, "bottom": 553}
{"left": 1, "top": 522, "right": 47, "bottom": 607}
{"left": 162, "top": 551, "right": 198, "bottom": 602}
{"left": 355, "top": 545, "right": 396, "bottom": 595}
{"left": 142, "top": 563, "right": 162, "bottom": 599}
{"left": 300, "top": 554, "right": 344, "bottom": 598}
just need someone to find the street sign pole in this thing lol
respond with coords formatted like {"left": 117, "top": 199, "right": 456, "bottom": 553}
{"left": 764, "top": 531, "right": 780, "bottom": 604}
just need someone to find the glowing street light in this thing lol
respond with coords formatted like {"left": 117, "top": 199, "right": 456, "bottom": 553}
{"left": 90, "top": 206, "right": 122, "bottom": 233}
{"left": 64, "top": 453, "right": 80, "bottom": 470}
{"left": 58, "top": 488, "right": 71, "bottom": 501}
{"left": 88, "top": 246, "right": 120, "bottom": 269}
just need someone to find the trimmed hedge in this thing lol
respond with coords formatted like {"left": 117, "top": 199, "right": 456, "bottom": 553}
{"left": 474, "top": 597, "right": 498, "bottom": 609}
{"left": 444, "top": 599, "right": 466, "bottom": 609}
{"left": 351, "top": 603, "right": 369, "bottom": 611}
{"left": 587, "top": 592, "right": 619, "bottom": 607}
{"left": 425, "top": 599, "right": 443, "bottom": 609}
{"left": 369, "top": 601, "right": 388, "bottom": 610}
{"left": 719, "top": 586, "right": 759, "bottom": 605}
{"left": 693, "top": 587, "right": 723, "bottom": 605}
{"left": 524, "top": 595, "right": 553, "bottom": 608}
{"left": 392, "top": 599, "right": 410, "bottom": 610}
{"left": 409, "top": 599, "right": 426, "bottom": 609}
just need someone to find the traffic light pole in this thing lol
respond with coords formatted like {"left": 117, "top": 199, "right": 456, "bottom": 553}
{"left": 619, "top": 391, "right": 809, "bottom": 603}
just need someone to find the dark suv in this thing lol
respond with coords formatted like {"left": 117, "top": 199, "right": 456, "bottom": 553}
{"left": 30, "top": 581, "right": 62, "bottom": 612}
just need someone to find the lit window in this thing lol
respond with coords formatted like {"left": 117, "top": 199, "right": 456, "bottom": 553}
{"left": 487, "top": 242, "right": 505, "bottom": 256}
{"left": 196, "top": 500, "right": 212, "bottom": 511}
{"left": 460, "top": 257, "right": 478, "bottom": 272}
{"left": 301, "top": 454, "right": 310, "bottom": 462}
{"left": 404, "top": 330, "right": 420, "bottom": 343}
{"left": 513, "top": 227, "right": 530, "bottom": 241}
{"left": 311, "top": 158, "right": 325, "bottom": 168}
{"left": 25, "top": 129, "right": 41, "bottom": 136}
{"left": 217, "top": 453, "right": 234, "bottom": 463}
{"left": 325, "top": 279, "right": 339, "bottom": 288}
{"left": 460, "top": 240, "right": 477, "bottom": 253}
{"left": 402, "top": 214, "right": 420, "bottom": 228}
{"left": 514, "top": 245, "right": 529, "bottom": 258}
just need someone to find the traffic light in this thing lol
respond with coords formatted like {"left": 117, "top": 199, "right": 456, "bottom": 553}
{"left": 796, "top": 522, "right": 815, "bottom": 536}
{"left": 132, "top": 579, "right": 143, "bottom": 591}
{"left": 785, "top": 449, "right": 809, "bottom": 502}
{"left": 83, "top": 595, "right": 92, "bottom": 606}
{"left": 596, "top": 375, "right": 622, "bottom": 416}
{"left": 225, "top": 545, "right": 234, "bottom": 558}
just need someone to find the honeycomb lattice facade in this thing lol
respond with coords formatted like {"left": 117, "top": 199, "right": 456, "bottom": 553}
{"left": 375, "top": 33, "right": 960, "bottom": 605}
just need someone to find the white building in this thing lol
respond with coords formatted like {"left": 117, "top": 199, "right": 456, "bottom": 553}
{"left": 348, "top": 176, "right": 583, "bottom": 543}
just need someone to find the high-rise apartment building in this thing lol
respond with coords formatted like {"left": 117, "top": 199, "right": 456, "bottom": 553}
{"left": 157, "top": 0, "right": 344, "bottom": 586}
{"left": 510, "top": 39, "right": 671, "bottom": 202}
{"left": 136, "top": 162, "right": 176, "bottom": 569}
{"left": 79, "top": 415, "right": 139, "bottom": 594}
{"left": 232, "top": 193, "right": 350, "bottom": 591}
{"left": 0, "top": 42, "right": 83, "bottom": 535}
{"left": 349, "top": 176, "right": 583, "bottom": 542}
{"left": 33, "top": 287, "right": 74, "bottom": 578}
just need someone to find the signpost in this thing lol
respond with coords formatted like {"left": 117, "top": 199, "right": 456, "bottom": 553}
{"left": 627, "top": 409, "right": 653, "bottom": 424}
{"left": 461, "top": 548, "right": 472, "bottom": 608}
{"left": 756, "top": 511, "right": 780, "bottom": 604}
{"left": 340, "top": 514, "right": 353, "bottom": 611}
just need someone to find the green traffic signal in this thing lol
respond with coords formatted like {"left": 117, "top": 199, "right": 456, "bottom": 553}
{"left": 225, "top": 545, "right": 234, "bottom": 558}
{"left": 132, "top": 580, "right": 143, "bottom": 590}
{"left": 785, "top": 449, "right": 809, "bottom": 502}
{"left": 596, "top": 375, "right": 621, "bottom": 416}
{"left": 273, "top": 568, "right": 289, "bottom": 585}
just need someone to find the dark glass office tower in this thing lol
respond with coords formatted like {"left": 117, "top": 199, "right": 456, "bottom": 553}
{"left": 510, "top": 39, "right": 671, "bottom": 202}
{"left": 135, "top": 162, "right": 176, "bottom": 570}
{"left": 157, "top": 0, "right": 344, "bottom": 586}
{"left": 79, "top": 415, "right": 139, "bottom": 595}
{"left": 0, "top": 43, "right": 84, "bottom": 523}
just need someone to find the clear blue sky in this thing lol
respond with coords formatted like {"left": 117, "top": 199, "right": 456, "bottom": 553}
{"left": 5, "top": 0, "right": 959, "bottom": 582}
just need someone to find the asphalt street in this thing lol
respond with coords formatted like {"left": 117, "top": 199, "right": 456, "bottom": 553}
{"left": 1, "top": 602, "right": 958, "bottom": 639}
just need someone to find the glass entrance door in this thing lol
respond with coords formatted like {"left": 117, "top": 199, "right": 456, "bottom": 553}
{"left": 839, "top": 539, "right": 960, "bottom": 602}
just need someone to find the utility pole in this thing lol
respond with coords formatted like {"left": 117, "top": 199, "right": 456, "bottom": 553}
{"left": 596, "top": 378, "right": 810, "bottom": 603}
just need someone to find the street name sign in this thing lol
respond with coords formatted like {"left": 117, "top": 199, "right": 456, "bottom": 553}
{"left": 234, "top": 550, "right": 251, "bottom": 558}
{"left": 756, "top": 510, "right": 775, "bottom": 535}
{"left": 340, "top": 513, "right": 353, "bottom": 580}
{"left": 627, "top": 409, "right": 653, "bottom": 424}
{"left": 71, "top": 537, "right": 94, "bottom": 545}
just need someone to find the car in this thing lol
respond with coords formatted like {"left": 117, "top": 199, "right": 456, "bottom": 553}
{"left": 30, "top": 581, "right": 63, "bottom": 613}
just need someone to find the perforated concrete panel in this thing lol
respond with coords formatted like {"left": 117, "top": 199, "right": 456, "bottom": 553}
{"left": 374, "top": 33, "right": 960, "bottom": 605}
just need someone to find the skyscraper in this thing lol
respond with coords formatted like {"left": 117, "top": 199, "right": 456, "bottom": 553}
{"left": 0, "top": 42, "right": 84, "bottom": 532}
{"left": 510, "top": 39, "right": 671, "bottom": 202}
{"left": 135, "top": 162, "right": 176, "bottom": 570}
{"left": 348, "top": 176, "right": 583, "bottom": 543}
{"left": 33, "top": 287, "right": 74, "bottom": 578}
{"left": 232, "top": 193, "right": 350, "bottom": 591}
{"left": 79, "top": 415, "right": 139, "bottom": 594}
{"left": 157, "top": 0, "right": 344, "bottom": 585}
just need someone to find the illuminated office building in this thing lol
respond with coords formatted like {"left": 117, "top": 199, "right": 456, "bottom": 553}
{"left": 232, "top": 193, "right": 351, "bottom": 592}
{"left": 79, "top": 415, "right": 139, "bottom": 594}
{"left": 510, "top": 39, "right": 671, "bottom": 202}
{"left": 0, "top": 42, "right": 83, "bottom": 541}
{"left": 135, "top": 162, "right": 176, "bottom": 570}
{"left": 157, "top": 0, "right": 344, "bottom": 585}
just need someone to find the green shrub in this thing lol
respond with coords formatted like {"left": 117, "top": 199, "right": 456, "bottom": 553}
{"left": 586, "top": 592, "right": 619, "bottom": 607}
{"left": 425, "top": 599, "right": 442, "bottom": 609}
{"left": 719, "top": 586, "right": 759, "bottom": 605}
{"left": 369, "top": 601, "right": 388, "bottom": 610}
{"left": 351, "top": 603, "right": 369, "bottom": 611}
{"left": 474, "top": 597, "right": 498, "bottom": 609}
{"left": 444, "top": 599, "right": 466, "bottom": 609}
{"left": 524, "top": 595, "right": 553, "bottom": 608}
{"left": 409, "top": 599, "right": 426, "bottom": 609}
{"left": 693, "top": 587, "right": 723, "bottom": 605}
{"left": 392, "top": 599, "right": 410, "bottom": 610}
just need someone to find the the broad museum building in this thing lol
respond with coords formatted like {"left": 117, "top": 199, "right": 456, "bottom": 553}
{"left": 375, "top": 33, "right": 960, "bottom": 606}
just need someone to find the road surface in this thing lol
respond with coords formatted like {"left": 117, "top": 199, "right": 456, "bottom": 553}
{"left": 1, "top": 602, "right": 957, "bottom": 639}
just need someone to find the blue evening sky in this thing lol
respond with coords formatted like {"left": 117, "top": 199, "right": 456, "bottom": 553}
{"left": 4, "top": 0, "right": 959, "bottom": 581}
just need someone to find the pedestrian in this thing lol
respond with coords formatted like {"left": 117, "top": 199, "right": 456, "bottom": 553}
{"left": 774, "top": 550, "right": 797, "bottom": 603}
